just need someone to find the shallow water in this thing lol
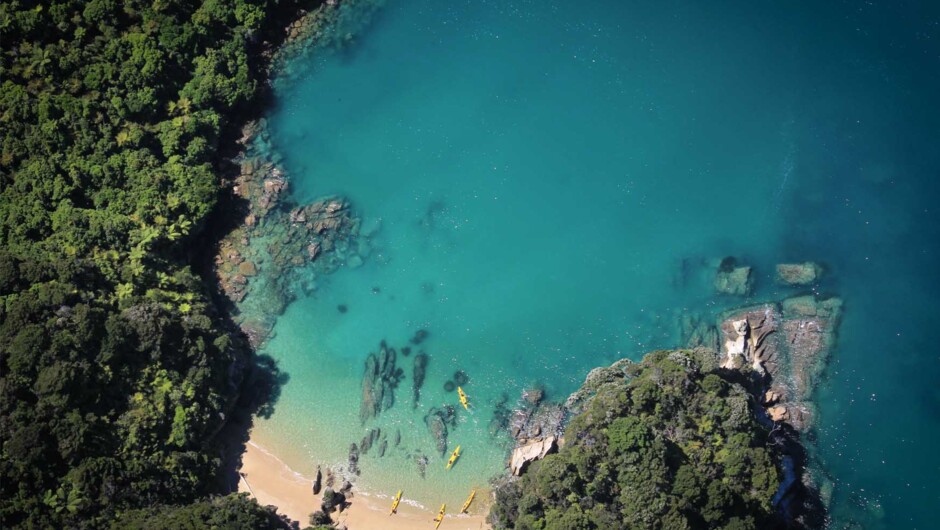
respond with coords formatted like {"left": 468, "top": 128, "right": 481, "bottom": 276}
{"left": 249, "top": 0, "right": 940, "bottom": 526}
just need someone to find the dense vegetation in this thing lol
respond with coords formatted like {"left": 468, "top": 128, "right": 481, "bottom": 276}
{"left": 109, "top": 493, "right": 287, "bottom": 529}
{"left": 490, "top": 350, "right": 782, "bottom": 530}
{"left": 0, "top": 1, "right": 310, "bottom": 527}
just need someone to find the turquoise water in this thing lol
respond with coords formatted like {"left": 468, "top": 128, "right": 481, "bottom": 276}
{"left": 250, "top": 0, "right": 940, "bottom": 526}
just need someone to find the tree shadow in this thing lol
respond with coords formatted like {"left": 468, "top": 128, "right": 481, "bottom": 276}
{"left": 213, "top": 350, "right": 290, "bottom": 496}
{"left": 193, "top": 146, "right": 293, "bottom": 497}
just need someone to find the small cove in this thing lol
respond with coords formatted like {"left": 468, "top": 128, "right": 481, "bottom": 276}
{"left": 244, "top": 1, "right": 940, "bottom": 526}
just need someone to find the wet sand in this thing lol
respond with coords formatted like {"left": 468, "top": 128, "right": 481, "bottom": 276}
{"left": 238, "top": 439, "right": 491, "bottom": 529}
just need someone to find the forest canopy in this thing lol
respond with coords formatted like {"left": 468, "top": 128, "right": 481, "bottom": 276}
{"left": 0, "top": 1, "right": 303, "bottom": 527}
{"left": 489, "top": 350, "right": 782, "bottom": 530}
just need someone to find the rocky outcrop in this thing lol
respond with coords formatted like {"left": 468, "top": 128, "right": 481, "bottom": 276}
{"left": 509, "top": 400, "right": 565, "bottom": 443}
{"left": 271, "top": 0, "right": 386, "bottom": 91}
{"left": 215, "top": 120, "right": 369, "bottom": 348}
{"left": 521, "top": 386, "right": 543, "bottom": 406}
{"left": 320, "top": 487, "right": 346, "bottom": 513}
{"left": 312, "top": 465, "right": 323, "bottom": 495}
{"left": 715, "top": 295, "right": 842, "bottom": 430}
{"left": 776, "top": 262, "right": 823, "bottom": 286}
{"left": 510, "top": 436, "right": 557, "bottom": 476}
{"left": 714, "top": 257, "right": 753, "bottom": 296}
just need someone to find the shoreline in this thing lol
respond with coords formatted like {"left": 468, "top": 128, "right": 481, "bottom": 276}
{"left": 238, "top": 437, "right": 492, "bottom": 529}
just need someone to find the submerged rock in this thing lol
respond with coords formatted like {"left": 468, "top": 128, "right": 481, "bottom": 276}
{"left": 412, "top": 353, "right": 428, "bottom": 407}
{"left": 415, "top": 454, "right": 429, "bottom": 478}
{"left": 359, "top": 342, "right": 402, "bottom": 423}
{"left": 360, "top": 353, "right": 380, "bottom": 423}
{"left": 411, "top": 328, "right": 429, "bottom": 345}
{"left": 489, "top": 393, "right": 511, "bottom": 437}
{"left": 347, "top": 444, "right": 360, "bottom": 476}
{"left": 424, "top": 408, "right": 449, "bottom": 455}
{"left": 453, "top": 370, "right": 469, "bottom": 386}
{"left": 776, "top": 262, "right": 823, "bottom": 285}
{"left": 680, "top": 313, "right": 720, "bottom": 352}
{"left": 714, "top": 258, "right": 753, "bottom": 296}
{"left": 238, "top": 261, "right": 258, "bottom": 276}
{"left": 443, "top": 380, "right": 456, "bottom": 392}
{"left": 522, "top": 386, "right": 544, "bottom": 406}
{"left": 360, "top": 428, "right": 380, "bottom": 455}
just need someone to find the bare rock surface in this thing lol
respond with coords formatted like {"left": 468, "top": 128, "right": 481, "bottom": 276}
{"left": 714, "top": 295, "right": 842, "bottom": 430}
{"left": 776, "top": 262, "right": 823, "bottom": 285}
{"left": 510, "top": 436, "right": 557, "bottom": 476}
{"left": 714, "top": 257, "right": 753, "bottom": 295}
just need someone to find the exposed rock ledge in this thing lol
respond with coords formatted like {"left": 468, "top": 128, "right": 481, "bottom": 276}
{"left": 716, "top": 294, "right": 842, "bottom": 431}
{"left": 509, "top": 436, "right": 557, "bottom": 476}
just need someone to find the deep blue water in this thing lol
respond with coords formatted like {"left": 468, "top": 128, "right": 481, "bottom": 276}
{"left": 250, "top": 1, "right": 940, "bottom": 526}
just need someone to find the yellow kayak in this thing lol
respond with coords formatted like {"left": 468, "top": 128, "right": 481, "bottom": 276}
{"left": 457, "top": 386, "right": 469, "bottom": 410}
{"left": 460, "top": 489, "right": 476, "bottom": 514}
{"left": 445, "top": 445, "right": 461, "bottom": 470}
{"left": 433, "top": 503, "right": 446, "bottom": 529}
{"left": 389, "top": 489, "right": 402, "bottom": 515}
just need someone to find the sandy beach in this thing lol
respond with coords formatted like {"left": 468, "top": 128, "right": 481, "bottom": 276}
{"left": 238, "top": 439, "right": 491, "bottom": 530}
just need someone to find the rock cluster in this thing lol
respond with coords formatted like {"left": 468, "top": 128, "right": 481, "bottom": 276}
{"left": 271, "top": 0, "right": 386, "bottom": 91}
{"left": 215, "top": 120, "right": 370, "bottom": 348}
{"left": 714, "top": 295, "right": 842, "bottom": 430}
{"left": 320, "top": 486, "right": 347, "bottom": 514}
{"left": 360, "top": 341, "right": 403, "bottom": 423}
{"left": 486, "top": 386, "right": 568, "bottom": 476}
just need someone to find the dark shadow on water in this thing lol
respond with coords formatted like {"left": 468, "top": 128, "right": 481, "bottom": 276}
{"left": 192, "top": 140, "right": 294, "bottom": 498}
{"left": 214, "top": 352, "right": 290, "bottom": 496}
